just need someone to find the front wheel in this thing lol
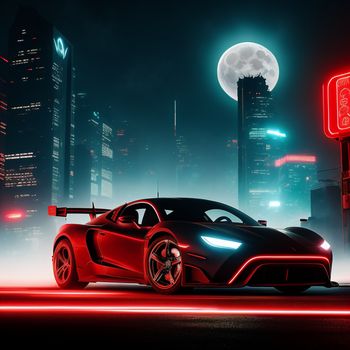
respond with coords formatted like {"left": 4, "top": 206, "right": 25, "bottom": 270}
{"left": 275, "top": 286, "right": 310, "bottom": 294}
{"left": 146, "top": 236, "right": 183, "bottom": 294}
{"left": 53, "top": 239, "right": 88, "bottom": 289}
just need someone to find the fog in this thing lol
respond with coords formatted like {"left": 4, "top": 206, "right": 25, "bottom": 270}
{"left": 0, "top": 208, "right": 348, "bottom": 287}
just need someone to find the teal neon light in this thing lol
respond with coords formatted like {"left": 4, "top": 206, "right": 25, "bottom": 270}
{"left": 54, "top": 37, "right": 68, "bottom": 59}
{"left": 267, "top": 129, "right": 286, "bottom": 138}
{"left": 201, "top": 236, "right": 242, "bottom": 250}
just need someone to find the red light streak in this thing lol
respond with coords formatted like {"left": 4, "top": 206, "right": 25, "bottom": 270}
{"left": 274, "top": 155, "right": 317, "bottom": 167}
{"left": 0, "top": 290, "right": 124, "bottom": 296}
{"left": 0, "top": 305, "right": 348, "bottom": 316}
{"left": 228, "top": 255, "right": 330, "bottom": 284}
{"left": 178, "top": 244, "right": 190, "bottom": 249}
{"left": 3, "top": 210, "right": 26, "bottom": 222}
{"left": 0, "top": 55, "right": 8, "bottom": 63}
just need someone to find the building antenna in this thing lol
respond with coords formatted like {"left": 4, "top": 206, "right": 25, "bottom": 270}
{"left": 174, "top": 99, "right": 177, "bottom": 138}
{"left": 156, "top": 179, "right": 160, "bottom": 198}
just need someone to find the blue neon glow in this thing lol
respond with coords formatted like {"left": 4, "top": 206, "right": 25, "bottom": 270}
{"left": 201, "top": 236, "right": 242, "bottom": 250}
{"left": 267, "top": 129, "right": 286, "bottom": 138}
{"left": 54, "top": 37, "right": 68, "bottom": 59}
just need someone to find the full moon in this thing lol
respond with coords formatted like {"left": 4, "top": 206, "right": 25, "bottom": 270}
{"left": 217, "top": 42, "right": 279, "bottom": 101}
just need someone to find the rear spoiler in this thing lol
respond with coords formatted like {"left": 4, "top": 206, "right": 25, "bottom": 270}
{"left": 48, "top": 205, "right": 110, "bottom": 220}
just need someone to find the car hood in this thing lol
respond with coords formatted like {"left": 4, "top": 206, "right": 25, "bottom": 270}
{"left": 195, "top": 222, "right": 309, "bottom": 248}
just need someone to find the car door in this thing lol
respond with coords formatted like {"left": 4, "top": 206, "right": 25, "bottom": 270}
{"left": 97, "top": 203, "right": 159, "bottom": 277}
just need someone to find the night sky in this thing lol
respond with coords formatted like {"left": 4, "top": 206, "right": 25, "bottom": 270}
{"left": 1, "top": 0, "right": 350, "bottom": 181}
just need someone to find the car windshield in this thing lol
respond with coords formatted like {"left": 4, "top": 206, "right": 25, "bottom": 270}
{"left": 156, "top": 198, "right": 259, "bottom": 226}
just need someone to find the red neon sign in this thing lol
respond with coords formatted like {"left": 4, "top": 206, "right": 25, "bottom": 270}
{"left": 323, "top": 71, "right": 350, "bottom": 138}
{"left": 275, "top": 155, "right": 316, "bottom": 167}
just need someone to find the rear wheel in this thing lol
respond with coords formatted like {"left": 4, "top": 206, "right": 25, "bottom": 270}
{"left": 275, "top": 286, "right": 310, "bottom": 294}
{"left": 53, "top": 239, "right": 88, "bottom": 289}
{"left": 146, "top": 236, "right": 183, "bottom": 294}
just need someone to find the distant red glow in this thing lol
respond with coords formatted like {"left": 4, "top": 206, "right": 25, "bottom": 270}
{"left": 0, "top": 55, "right": 8, "bottom": 63}
{"left": 275, "top": 155, "right": 317, "bottom": 167}
{"left": 323, "top": 71, "right": 350, "bottom": 138}
{"left": 3, "top": 210, "right": 26, "bottom": 222}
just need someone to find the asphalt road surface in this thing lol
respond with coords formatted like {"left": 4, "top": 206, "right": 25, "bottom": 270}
{"left": 0, "top": 284, "right": 349, "bottom": 348}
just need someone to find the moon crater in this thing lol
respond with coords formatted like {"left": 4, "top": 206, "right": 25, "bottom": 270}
{"left": 217, "top": 42, "right": 279, "bottom": 100}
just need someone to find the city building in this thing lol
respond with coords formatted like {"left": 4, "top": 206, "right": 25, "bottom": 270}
{"left": 73, "top": 92, "right": 91, "bottom": 206}
{"left": 0, "top": 55, "right": 8, "bottom": 193}
{"left": 75, "top": 93, "right": 114, "bottom": 207}
{"left": 237, "top": 76, "right": 284, "bottom": 216}
{"left": 100, "top": 120, "right": 113, "bottom": 204}
{"left": 224, "top": 138, "right": 238, "bottom": 206}
{"left": 175, "top": 134, "right": 192, "bottom": 192}
{"left": 306, "top": 183, "right": 342, "bottom": 251}
{"left": 275, "top": 154, "right": 318, "bottom": 221}
{"left": 113, "top": 119, "right": 138, "bottom": 201}
{"left": 2, "top": 7, "right": 75, "bottom": 244}
{"left": 173, "top": 100, "right": 194, "bottom": 196}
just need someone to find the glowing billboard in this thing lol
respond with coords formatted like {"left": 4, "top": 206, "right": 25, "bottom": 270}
{"left": 323, "top": 72, "right": 350, "bottom": 138}
{"left": 53, "top": 37, "right": 68, "bottom": 59}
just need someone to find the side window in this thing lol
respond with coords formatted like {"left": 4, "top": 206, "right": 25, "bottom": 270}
{"left": 205, "top": 209, "right": 243, "bottom": 223}
{"left": 120, "top": 204, "right": 159, "bottom": 227}
{"left": 135, "top": 208, "right": 146, "bottom": 225}
{"left": 141, "top": 207, "right": 159, "bottom": 227}
{"left": 121, "top": 205, "right": 145, "bottom": 226}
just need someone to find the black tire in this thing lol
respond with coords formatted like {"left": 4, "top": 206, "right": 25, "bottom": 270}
{"left": 145, "top": 235, "right": 183, "bottom": 294}
{"left": 53, "top": 239, "right": 88, "bottom": 289}
{"left": 275, "top": 286, "right": 310, "bottom": 295}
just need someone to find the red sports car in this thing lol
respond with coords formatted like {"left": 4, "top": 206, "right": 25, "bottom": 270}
{"left": 49, "top": 197, "right": 333, "bottom": 294}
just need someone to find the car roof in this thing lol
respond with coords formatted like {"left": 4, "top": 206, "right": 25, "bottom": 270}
{"left": 131, "top": 197, "right": 227, "bottom": 207}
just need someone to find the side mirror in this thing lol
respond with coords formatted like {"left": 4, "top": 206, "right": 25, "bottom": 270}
{"left": 117, "top": 215, "right": 136, "bottom": 224}
{"left": 258, "top": 220, "right": 267, "bottom": 226}
{"left": 300, "top": 218, "right": 308, "bottom": 227}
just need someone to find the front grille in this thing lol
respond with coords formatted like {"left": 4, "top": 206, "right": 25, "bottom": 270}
{"left": 248, "top": 263, "right": 329, "bottom": 286}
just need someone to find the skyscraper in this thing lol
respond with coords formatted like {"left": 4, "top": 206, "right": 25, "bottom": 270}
{"left": 3, "top": 7, "right": 75, "bottom": 242}
{"left": 237, "top": 76, "right": 279, "bottom": 215}
{"left": 0, "top": 55, "right": 7, "bottom": 192}
{"left": 75, "top": 94, "right": 114, "bottom": 207}
{"left": 173, "top": 100, "right": 193, "bottom": 195}
{"left": 100, "top": 120, "right": 113, "bottom": 203}
{"left": 275, "top": 154, "right": 317, "bottom": 218}
{"left": 225, "top": 138, "right": 238, "bottom": 206}
{"left": 113, "top": 119, "right": 138, "bottom": 200}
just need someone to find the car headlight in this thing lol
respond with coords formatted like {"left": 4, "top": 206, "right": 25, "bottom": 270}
{"left": 201, "top": 236, "right": 242, "bottom": 250}
{"left": 320, "top": 240, "right": 331, "bottom": 251}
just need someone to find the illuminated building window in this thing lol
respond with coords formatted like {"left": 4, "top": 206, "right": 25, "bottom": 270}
{"left": 101, "top": 179, "right": 112, "bottom": 198}
{"left": 91, "top": 183, "right": 98, "bottom": 196}
{"left": 5, "top": 152, "right": 35, "bottom": 160}
{"left": 101, "top": 168, "right": 112, "bottom": 181}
